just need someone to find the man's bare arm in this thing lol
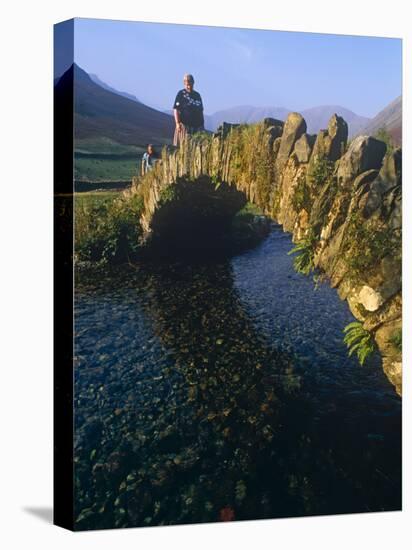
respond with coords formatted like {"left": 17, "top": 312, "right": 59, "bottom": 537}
{"left": 174, "top": 108, "right": 181, "bottom": 126}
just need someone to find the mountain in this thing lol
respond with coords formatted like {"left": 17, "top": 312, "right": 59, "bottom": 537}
{"left": 203, "top": 105, "right": 290, "bottom": 132}
{"left": 55, "top": 64, "right": 175, "bottom": 147}
{"left": 89, "top": 74, "right": 141, "bottom": 103}
{"left": 57, "top": 64, "right": 391, "bottom": 151}
{"left": 54, "top": 64, "right": 75, "bottom": 192}
{"left": 301, "top": 105, "right": 370, "bottom": 136}
{"left": 200, "top": 104, "right": 369, "bottom": 137}
{"left": 359, "top": 96, "right": 402, "bottom": 145}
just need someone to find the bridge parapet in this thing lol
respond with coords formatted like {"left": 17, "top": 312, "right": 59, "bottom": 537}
{"left": 126, "top": 114, "right": 402, "bottom": 393}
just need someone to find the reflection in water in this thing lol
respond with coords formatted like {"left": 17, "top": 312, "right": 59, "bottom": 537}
{"left": 74, "top": 227, "right": 401, "bottom": 530}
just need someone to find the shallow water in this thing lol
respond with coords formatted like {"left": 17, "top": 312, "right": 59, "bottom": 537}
{"left": 74, "top": 225, "right": 401, "bottom": 530}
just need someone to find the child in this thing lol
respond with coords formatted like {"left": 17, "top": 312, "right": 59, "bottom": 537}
{"left": 141, "top": 144, "right": 157, "bottom": 175}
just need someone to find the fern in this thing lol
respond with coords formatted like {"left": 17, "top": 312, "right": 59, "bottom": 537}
{"left": 343, "top": 322, "right": 375, "bottom": 366}
{"left": 287, "top": 230, "right": 317, "bottom": 275}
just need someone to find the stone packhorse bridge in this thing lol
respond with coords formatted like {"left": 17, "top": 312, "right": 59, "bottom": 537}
{"left": 126, "top": 113, "right": 402, "bottom": 394}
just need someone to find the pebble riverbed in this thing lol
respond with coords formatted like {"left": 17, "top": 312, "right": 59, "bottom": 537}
{"left": 74, "top": 225, "right": 401, "bottom": 530}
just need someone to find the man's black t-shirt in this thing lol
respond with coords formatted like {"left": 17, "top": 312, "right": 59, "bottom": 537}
{"left": 173, "top": 89, "right": 204, "bottom": 128}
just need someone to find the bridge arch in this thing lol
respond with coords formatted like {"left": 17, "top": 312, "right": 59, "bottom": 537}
{"left": 131, "top": 118, "right": 284, "bottom": 243}
{"left": 142, "top": 174, "right": 248, "bottom": 254}
{"left": 124, "top": 113, "right": 401, "bottom": 393}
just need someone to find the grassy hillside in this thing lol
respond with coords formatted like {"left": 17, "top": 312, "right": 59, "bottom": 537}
{"left": 360, "top": 96, "right": 402, "bottom": 146}
{"left": 75, "top": 137, "right": 142, "bottom": 155}
{"left": 74, "top": 154, "right": 140, "bottom": 183}
{"left": 70, "top": 63, "right": 175, "bottom": 146}
{"left": 74, "top": 139, "right": 169, "bottom": 183}
{"left": 55, "top": 64, "right": 175, "bottom": 183}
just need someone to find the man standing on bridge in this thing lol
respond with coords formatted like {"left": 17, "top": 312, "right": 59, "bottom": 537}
{"left": 173, "top": 73, "right": 205, "bottom": 146}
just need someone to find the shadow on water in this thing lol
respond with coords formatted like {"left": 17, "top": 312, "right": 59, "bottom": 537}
{"left": 73, "top": 228, "right": 401, "bottom": 530}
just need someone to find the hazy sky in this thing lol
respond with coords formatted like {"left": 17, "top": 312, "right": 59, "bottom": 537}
{"left": 66, "top": 17, "right": 401, "bottom": 117}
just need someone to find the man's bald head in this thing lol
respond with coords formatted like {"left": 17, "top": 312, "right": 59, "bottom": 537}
{"left": 183, "top": 73, "right": 194, "bottom": 84}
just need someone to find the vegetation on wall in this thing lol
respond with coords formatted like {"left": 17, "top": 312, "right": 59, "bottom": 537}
{"left": 342, "top": 211, "right": 400, "bottom": 280}
{"left": 389, "top": 328, "right": 402, "bottom": 352}
{"left": 210, "top": 174, "right": 222, "bottom": 191}
{"left": 307, "top": 158, "right": 335, "bottom": 187}
{"left": 303, "top": 158, "right": 338, "bottom": 236}
{"left": 291, "top": 173, "right": 312, "bottom": 212}
{"left": 230, "top": 123, "right": 275, "bottom": 209}
{"left": 158, "top": 185, "right": 180, "bottom": 206}
{"left": 287, "top": 229, "right": 318, "bottom": 276}
{"left": 343, "top": 321, "right": 375, "bottom": 366}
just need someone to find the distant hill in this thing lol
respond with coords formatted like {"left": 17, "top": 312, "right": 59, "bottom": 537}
{"left": 89, "top": 73, "right": 141, "bottom": 103}
{"left": 301, "top": 105, "right": 370, "bottom": 136}
{"left": 55, "top": 64, "right": 175, "bottom": 148}
{"left": 359, "top": 96, "right": 402, "bottom": 145}
{"left": 57, "top": 64, "right": 398, "bottom": 154}
{"left": 203, "top": 105, "right": 290, "bottom": 133}
{"left": 190, "top": 104, "right": 369, "bottom": 137}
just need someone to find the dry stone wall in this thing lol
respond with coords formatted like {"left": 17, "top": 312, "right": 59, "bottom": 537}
{"left": 127, "top": 113, "right": 402, "bottom": 394}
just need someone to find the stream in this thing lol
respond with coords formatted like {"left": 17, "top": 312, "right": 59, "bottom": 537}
{"left": 74, "top": 225, "right": 401, "bottom": 530}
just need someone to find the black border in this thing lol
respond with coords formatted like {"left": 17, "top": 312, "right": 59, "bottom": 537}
{"left": 53, "top": 19, "right": 75, "bottom": 531}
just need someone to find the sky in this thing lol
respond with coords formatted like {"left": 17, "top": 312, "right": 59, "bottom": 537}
{"left": 59, "top": 17, "right": 401, "bottom": 117}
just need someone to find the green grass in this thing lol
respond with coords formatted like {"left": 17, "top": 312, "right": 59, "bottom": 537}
{"left": 74, "top": 191, "right": 118, "bottom": 248}
{"left": 74, "top": 137, "right": 168, "bottom": 183}
{"left": 75, "top": 137, "right": 143, "bottom": 155}
{"left": 74, "top": 190, "right": 144, "bottom": 264}
{"left": 236, "top": 203, "right": 262, "bottom": 216}
{"left": 75, "top": 190, "right": 119, "bottom": 205}
{"left": 75, "top": 156, "right": 140, "bottom": 183}
{"left": 231, "top": 202, "right": 263, "bottom": 228}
